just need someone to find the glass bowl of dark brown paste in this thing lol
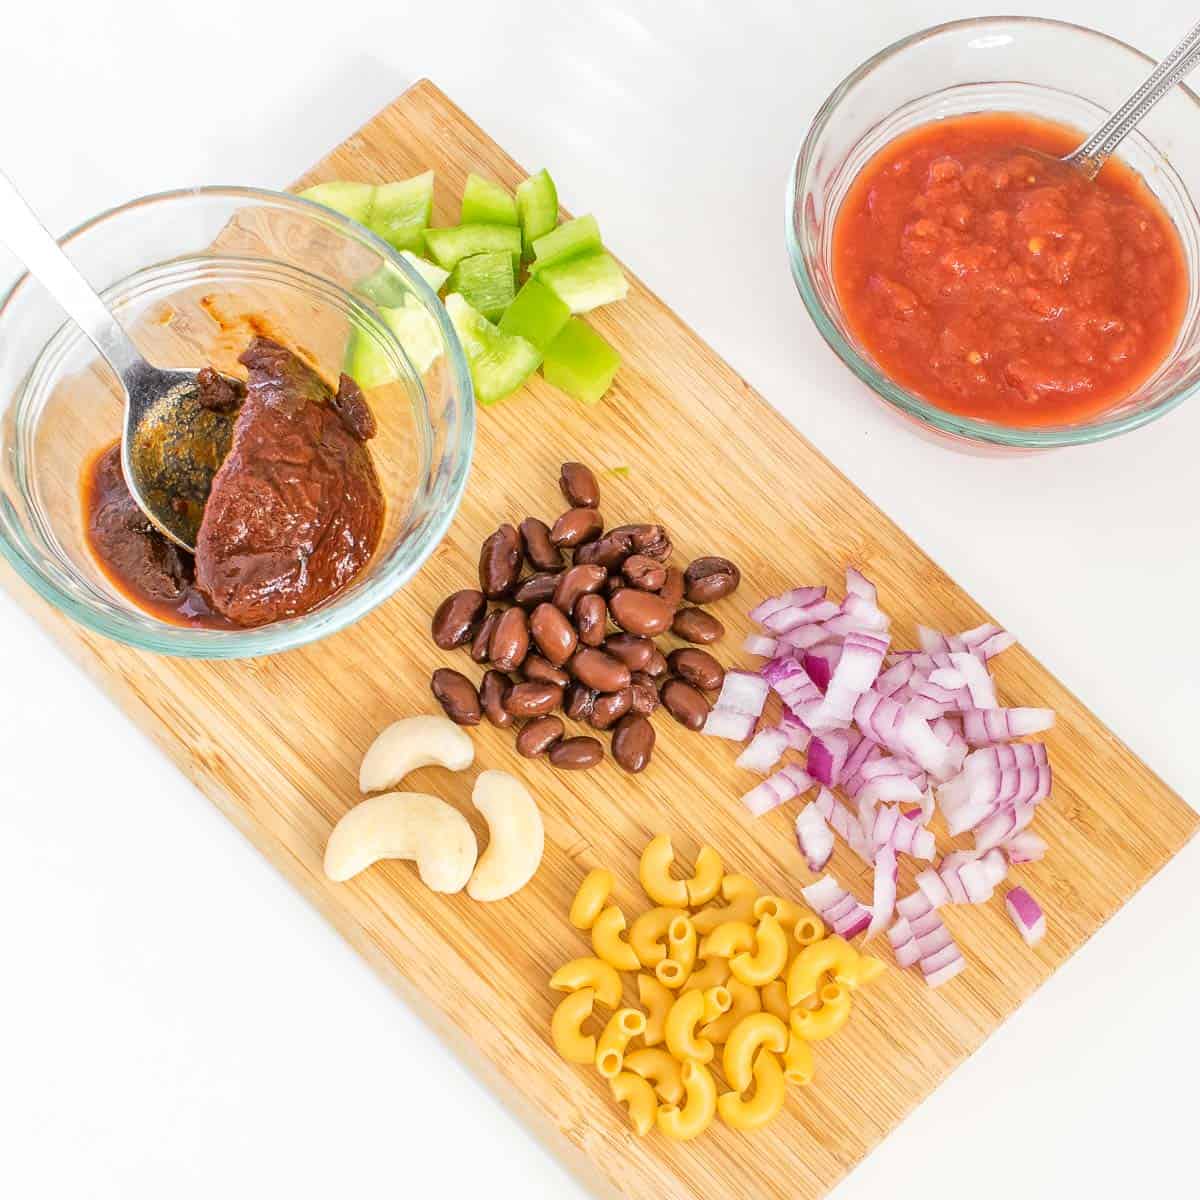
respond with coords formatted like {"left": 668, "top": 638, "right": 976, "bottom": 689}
{"left": 0, "top": 188, "right": 474, "bottom": 657}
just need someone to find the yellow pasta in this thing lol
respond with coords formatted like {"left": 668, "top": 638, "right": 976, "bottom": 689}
{"left": 591, "top": 905, "right": 641, "bottom": 972}
{"left": 700, "top": 985, "right": 732, "bottom": 1025}
{"left": 730, "top": 914, "right": 789, "bottom": 987}
{"left": 664, "top": 987, "right": 714, "bottom": 1064}
{"left": 637, "top": 974, "right": 674, "bottom": 1046}
{"left": 655, "top": 956, "right": 690, "bottom": 989}
{"left": 692, "top": 874, "right": 759, "bottom": 934}
{"left": 657, "top": 1060, "right": 718, "bottom": 1141}
{"left": 549, "top": 957, "right": 623, "bottom": 1009}
{"left": 786, "top": 933, "right": 864, "bottom": 1005}
{"left": 685, "top": 846, "right": 723, "bottom": 906}
{"left": 681, "top": 956, "right": 731, "bottom": 993}
{"left": 790, "top": 982, "right": 852, "bottom": 1041}
{"left": 782, "top": 1033, "right": 815, "bottom": 1086}
{"left": 853, "top": 954, "right": 888, "bottom": 986}
{"left": 610, "top": 1071, "right": 658, "bottom": 1136}
{"left": 718, "top": 1050, "right": 786, "bottom": 1132}
{"left": 722, "top": 1011, "right": 789, "bottom": 1092}
{"left": 638, "top": 834, "right": 689, "bottom": 907}
{"left": 760, "top": 979, "right": 790, "bottom": 1023}
{"left": 623, "top": 1047, "right": 684, "bottom": 1106}
{"left": 596, "top": 1007, "right": 647, "bottom": 1078}
{"left": 569, "top": 868, "right": 614, "bottom": 930}
{"left": 699, "top": 919, "right": 756, "bottom": 961}
{"left": 701, "top": 977, "right": 762, "bottom": 1044}
{"left": 551, "top": 987, "right": 597, "bottom": 1064}
{"left": 793, "top": 913, "right": 825, "bottom": 947}
{"left": 629, "top": 906, "right": 686, "bottom": 968}
{"left": 753, "top": 894, "right": 803, "bottom": 928}
{"left": 667, "top": 915, "right": 697, "bottom": 974}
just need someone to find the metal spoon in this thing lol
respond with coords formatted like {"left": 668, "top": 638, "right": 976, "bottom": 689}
{"left": 0, "top": 170, "right": 238, "bottom": 551}
{"left": 1058, "top": 19, "right": 1200, "bottom": 180}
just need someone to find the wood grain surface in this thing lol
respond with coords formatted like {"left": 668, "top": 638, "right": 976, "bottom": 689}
{"left": 3, "top": 80, "right": 1194, "bottom": 1200}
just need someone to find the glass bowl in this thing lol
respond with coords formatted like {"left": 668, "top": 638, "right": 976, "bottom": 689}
{"left": 0, "top": 187, "right": 474, "bottom": 657}
{"left": 787, "top": 16, "right": 1200, "bottom": 448}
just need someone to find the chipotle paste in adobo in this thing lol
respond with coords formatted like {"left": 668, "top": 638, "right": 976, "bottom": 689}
{"left": 84, "top": 336, "right": 384, "bottom": 629}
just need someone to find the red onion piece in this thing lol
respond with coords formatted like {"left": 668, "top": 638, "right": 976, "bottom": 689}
{"left": 762, "top": 598, "right": 840, "bottom": 634}
{"left": 806, "top": 632, "right": 889, "bottom": 732}
{"left": 808, "top": 731, "right": 853, "bottom": 786}
{"left": 1003, "top": 831, "right": 1048, "bottom": 865}
{"left": 896, "top": 889, "right": 933, "bottom": 922}
{"left": 915, "top": 869, "right": 951, "bottom": 909}
{"left": 795, "top": 803, "right": 835, "bottom": 872}
{"left": 961, "top": 707, "right": 1055, "bottom": 746}
{"left": 867, "top": 845, "right": 899, "bottom": 938}
{"left": 736, "top": 726, "right": 789, "bottom": 774}
{"left": 1005, "top": 886, "right": 1046, "bottom": 946}
{"left": 888, "top": 918, "right": 922, "bottom": 968}
{"left": 845, "top": 566, "right": 878, "bottom": 605}
{"left": 702, "top": 709, "right": 757, "bottom": 741}
{"left": 921, "top": 946, "right": 966, "bottom": 988}
{"left": 742, "top": 633, "right": 779, "bottom": 657}
{"left": 740, "top": 763, "right": 814, "bottom": 817}
{"left": 802, "top": 648, "right": 836, "bottom": 692}
{"left": 749, "top": 588, "right": 826, "bottom": 626}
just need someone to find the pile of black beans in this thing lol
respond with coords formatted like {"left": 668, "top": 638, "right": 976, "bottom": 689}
{"left": 429, "top": 461, "right": 740, "bottom": 774}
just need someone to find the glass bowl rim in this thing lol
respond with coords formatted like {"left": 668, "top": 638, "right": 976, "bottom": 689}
{"left": 0, "top": 183, "right": 476, "bottom": 659}
{"left": 786, "top": 14, "right": 1200, "bottom": 448}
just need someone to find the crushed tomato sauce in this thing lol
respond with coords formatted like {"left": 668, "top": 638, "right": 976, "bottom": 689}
{"left": 832, "top": 113, "right": 1188, "bottom": 426}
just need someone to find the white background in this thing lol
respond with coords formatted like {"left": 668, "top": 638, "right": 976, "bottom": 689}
{"left": 2, "top": 2, "right": 1197, "bottom": 1196}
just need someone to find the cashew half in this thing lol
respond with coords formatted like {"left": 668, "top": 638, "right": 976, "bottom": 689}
{"left": 359, "top": 716, "right": 475, "bottom": 794}
{"left": 324, "top": 791, "right": 478, "bottom": 893}
{"left": 467, "top": 770, "right": 545, "bottom": 901}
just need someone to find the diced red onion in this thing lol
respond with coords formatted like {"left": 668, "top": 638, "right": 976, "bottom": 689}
{"left": 980, "top": 847, "right": 1008, "bottom": 888}
{"left": 841, "top": 593, "right": 889, "bottom": 632}
{"left": 834, "top": 905, "right": 872, "bottom": 939}
{"left": 801, "top": 873, "right": 871, "bottom": 939}
{"left": 762, "top": 598, "right": 840, "bottom": 634}
{"left": 896, "top": 889, "right": 934, "bottom": 922}
{"left": 915, "top": 869, "right": 951, "bottom": 908}
{"left": 1005, "top": 886, "right": 1046, "bottom": 947}
{"left": 702, "top": 709, "right": 757, "bottom": 741}
{"left": 777, "top": 712, "right": 811, "bottom": 751}
{"left": 961, "top": 707, "right": 1055, "bottom": 746}
{"left": 778, "top": 624, "right": 831, "bottom": 652}
{"left": 875, "top": 659, "right": 917, "bottom": 698}
{"left": 973, "top": 803, "right": 1038, "bottom": 853}
{"left": 915, "top": 922, "right": 954, "bottom": 958}
{"left": 762, "top": 658, "right": 823, "bottom": 716}
{"left": 845, "top": 567, "right": 878, "bottom": 605}
{"left": 958, "top": 859, "right": 994, "bottom": 904}
{"left": 867, "top": 845, "right": 898, "bottom": 938}
{"left": 802, "top": 648, "right": 838, "bottom": 692}
{"left": 806, "top": 633, "right": 889, "bottom": 732}
{"left": 814, "top": 787, "right": 870, "bottom": 862}
{"left": 801, "top": 874, "right": 844, "bottom": 912}
{"left": 795, "top": 803, "right": 835, "bottom": 872}
{"left": 714, "top": 670, "right": 769, "bottom": 717}
{"left": 888, "top": 918, "right": 922, "bottom": 968}
{"left": 736, "top": 726, "right": 789, "bottom": 774}
{"left": 1003, "top": 831, "right": 1048, "bottom": 865}
{"left": 740, "top": 763, "right": 814, "bottom": 817}
{"left": 921, "top": 946, "right": 966, "bottom": 988}
{"left": 749, "top": 588, "right": 826, "bottom": 626}
{"left": 909, "top": 908, "right": 944, "bottom": 939}
{"left": 742, "top": 633, "right": 779, "bottom": 658}
{"left": 808, "top": 731, "right": 853, "bottom": 786}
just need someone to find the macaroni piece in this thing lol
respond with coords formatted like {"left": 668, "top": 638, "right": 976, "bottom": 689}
{"left": 657, "top": 1060, "right": 718, "bottom": 1141}
{"left": 664, "top": 988, "right": 714, "bottom": 1064}
{"left": 629, "top": 906, "right": 687, "bottom": 968}
{"left": 596, "top": 1007, "right": 647, "bottom": 1078}
{"left": 624, "top": 1047, "right": 684, "bottom": 1106}
{"left": 760, "top": 979, "right": 790, "bottom": 1023}
{"left": 667, "top": 915, "right": 697, "bottom": 976}
{"left": 782, "top": 1033, "right": 815, "bottom": 1086}
{"left": 730, "top": 914, "right": 789, "bottom": 987}
{"left": 853, "top": 954, "right": 887, "bottom": 986}
{"left": 637, "top": 973, "right": 674, "bottom": 1047}
{"left": 685, "top": 846, "right": 724, "bottom": 906}
{"left": 551, "top": 987, "right": 597, "bottom": 1064}
{"left": 610, "top": 1071, "right": 658, "bottom": 1137}
{"left": 569, "top": 868, "right": 614, "bottom": 930}
{"left": 700, "top": 985, "right": 732, "bottom": 1026}
{"left": 591, "top": 905, "right": 641, "bottom": 972}
{"left": 722, "top": 1011, "right": 789, "bottom": 1092}
{"left": 717, "top": 1050, "right": 786, "bottom": 1132}
{"left": 699, "top": 920, "right": 756, "bottom": 961}
{"left": 680, "top": 957, "right": 731, "bottom": 993}
{"left": 793, "top": 914, "right": 825, "bottom": 947}
{"left": 654, "top": 956, "right": 690, "bottom": 990}
{"left": 701, "top": 977, "right": 762, "bottom": 1044}
{"left": 753, "top": 894, "right": 803, "bottom": 929}
{"left": 786, "top": 934, "right": 864, "bottom": 1005}
{"left": 639, "top": 834, "right": 689, "bottom": 907}
{"left": 790, "top": 982, "right": 852, "bottom": 1041}
{"left": 549, "top": 957, "right": 623, "bottom": 1009}
{"left": 692, "top": 874, "right": 759, "bottom": 935}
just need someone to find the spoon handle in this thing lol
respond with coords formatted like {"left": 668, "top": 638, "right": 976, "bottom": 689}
{"left": 0, "top": 170, "right": 146, "bottom": 379}
{"left": 1070, "top": 20, "right": 1200, "bottom": 176}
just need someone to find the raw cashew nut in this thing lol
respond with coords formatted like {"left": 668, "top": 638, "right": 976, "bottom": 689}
{"left": 467, "top": 770, "right": 545, "bottom": 901}
{"left": 358, "top": 716, "right": 475, "bottom": 794}
{"left": 324, "top": 791, "right": 478, "bottom": 893}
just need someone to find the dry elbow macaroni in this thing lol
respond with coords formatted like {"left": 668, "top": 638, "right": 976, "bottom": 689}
{"left": 548, "top": 833, "right": 886, "bottom": 1141}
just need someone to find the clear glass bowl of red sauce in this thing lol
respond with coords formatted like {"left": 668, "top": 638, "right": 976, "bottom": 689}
{"left": 787, "top": 16, "right": 1200, "bottom": 448}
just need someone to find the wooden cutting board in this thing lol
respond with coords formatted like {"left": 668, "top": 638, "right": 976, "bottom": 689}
{"left": 4, "top": 80, "right": 1194, "bottom": 1200}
